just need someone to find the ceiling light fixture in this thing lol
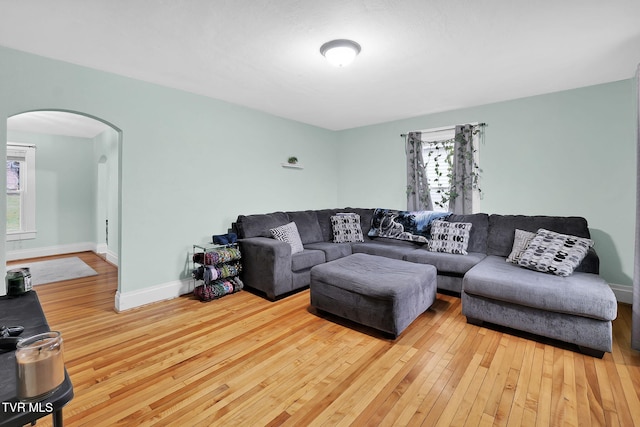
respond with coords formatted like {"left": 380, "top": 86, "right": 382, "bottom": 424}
{"left": 320, "top": 39, "right": 361, "bottom": 67}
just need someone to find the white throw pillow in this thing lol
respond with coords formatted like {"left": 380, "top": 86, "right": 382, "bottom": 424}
{"left": 270, "top": 222, "right": 304, "bottom": 254}
{"left": 427, "top": 220, "right": 472, "bottom": 255}
{"left": 517, "top": 228, "right": 593, "bottom": 277}
{"left": 506, "top": 229, "right": 536, "bottom": 264}
{"left": 330, "top": 213, "right": 364, "bottom": 243}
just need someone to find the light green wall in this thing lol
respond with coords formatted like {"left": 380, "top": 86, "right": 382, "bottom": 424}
{"left": 336, "top": 80, "right": 636, "bottom": 286}
{"left": 0, "top": 46, "right": 339, "bottom": 295}
{"left": 6, "top": 130, "right": 95, "bottom": 251}
{"left": 1, "top": 45, "right": 635, "bottom": 298}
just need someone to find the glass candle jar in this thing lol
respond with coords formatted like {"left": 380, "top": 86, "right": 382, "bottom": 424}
{"left": 15, "top": 331, "right": 65, "bottom": 401}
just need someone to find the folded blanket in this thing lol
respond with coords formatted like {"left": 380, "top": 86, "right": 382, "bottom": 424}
{"left": 193, "top": 276, "right": 244, "bottom": 302}
{"left": 368, "top": 208, "right": 451, "bottom": 243}
{"left": 193, "top": 246, "right": 242, "bottom": 265}
{"left": 213, "top": 233, "right": 237, "bottom": 245}
{"left": 203, "top": 261, "right": 242, "bottom": 284}
{"left": 192, "top": 261, "right": 243, "bottom": 283}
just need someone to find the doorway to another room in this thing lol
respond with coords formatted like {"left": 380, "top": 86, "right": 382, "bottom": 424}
{"left": 5, "top": 110, "right": 121, "bottom": 295}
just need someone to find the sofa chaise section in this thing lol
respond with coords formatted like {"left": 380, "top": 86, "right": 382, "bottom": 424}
{"left": 461, "top": 214, "right": 616, "bottom": 356}
{"left": 462, "top": 255, "right": 617, "bottom": 356}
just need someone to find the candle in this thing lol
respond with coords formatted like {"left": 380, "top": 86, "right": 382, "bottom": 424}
{"left": 15, "top": 331, "right": 65, "bottom": 400}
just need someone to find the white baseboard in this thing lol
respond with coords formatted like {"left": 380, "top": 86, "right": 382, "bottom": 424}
{"left": 6, "top": 242, "right": 97, "bottom": 261}
{"left": 103, "top": 249, "right": 119, "bottom": 266}
{"left": 96, "top": 245, "right": 119, "bottom": 266}
{"left": 115, "top": 278, "right": 193, "bottom": 312}
{"left": 609, "top": 283, "right": 633, "bottom": 305}
{"left": 113, "top": 281, "right": 635, "bottom": 312}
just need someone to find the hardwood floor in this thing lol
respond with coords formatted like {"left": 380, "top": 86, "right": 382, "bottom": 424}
{"left": 10, "top": 252, "right": 640, "bottom": 426}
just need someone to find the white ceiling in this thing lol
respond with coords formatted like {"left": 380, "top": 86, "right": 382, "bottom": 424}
{"left": 1, "top": 1, "right": 639, "bottom": 131}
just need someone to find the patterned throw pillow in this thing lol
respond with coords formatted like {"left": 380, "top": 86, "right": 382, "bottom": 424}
{"left": 330, "top": 213, "right": 364, "bottom": 243}
{"left": 517, "top": 228, "right": 593, "bottom": 277}
{"left": 506, "top": 229, "right": 536, "bottom": 264}
{"left": 427, "top": 220, "right": 472, "bottom": 255}
{"left": 270, "top": 222, "right": 304, "bottom": 254}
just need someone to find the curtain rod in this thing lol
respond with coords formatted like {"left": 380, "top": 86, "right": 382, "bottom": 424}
{"left": 7, "top": 143, "right": 36, "bottom": 148}
{"left": 400, "top": 122, "right": 486, "bottom": 137}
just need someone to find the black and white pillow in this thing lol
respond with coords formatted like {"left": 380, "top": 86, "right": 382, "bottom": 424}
{"left": 427, "top": 220, "right": 472, "bottom": 255}
{"left": 270, "top": 222, "right": 304, "bottom": 254}
{"left": 506, "top": 229, "right": 536, "bottom": 264}
{"left": 517, "top": 228, "right": 593, "bottom": 277}
{"left": 330, "top": 213, "right": 364, "bottom": 243}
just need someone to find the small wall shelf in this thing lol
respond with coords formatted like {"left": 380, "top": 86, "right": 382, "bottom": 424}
{"left": 281, "top": 163, "right": 304, "bottom": 169}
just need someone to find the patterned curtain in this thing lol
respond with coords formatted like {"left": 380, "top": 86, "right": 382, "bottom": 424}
{"left": 406, "top": 132, "right": 433, "bottom": 211}
{"left": 449, "top": 124, "right": 477, "bottom": 214}
{"left": 633, "top": 63, "right": 640, "bottom": 350}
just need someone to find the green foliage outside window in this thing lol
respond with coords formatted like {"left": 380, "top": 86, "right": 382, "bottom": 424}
{"left": 7, "top": 193, "right": 20, "bottom": 232}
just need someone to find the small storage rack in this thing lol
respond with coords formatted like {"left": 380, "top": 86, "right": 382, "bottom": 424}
{"left": 191, "top": 243, "right": 243, "bottom": 301}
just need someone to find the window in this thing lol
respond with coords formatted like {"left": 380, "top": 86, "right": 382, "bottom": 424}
{"left": 6, "top": 144, "right": 36, "bottom": 240}
{"left": 417, "top": 124, "right": 481, "bottom": 213}
{"left": 420, "top": 128, "right": 455, "bottom": 212}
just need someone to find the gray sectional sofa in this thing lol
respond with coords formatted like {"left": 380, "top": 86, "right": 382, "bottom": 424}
{"left": 232, "top": 208, "right": 617, "bottom": 356}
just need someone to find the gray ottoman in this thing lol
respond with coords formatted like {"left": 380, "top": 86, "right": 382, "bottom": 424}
{"left": 310, "top": 253, "right": 437, "bottom": 337}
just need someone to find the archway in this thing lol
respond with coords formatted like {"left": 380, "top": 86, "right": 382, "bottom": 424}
{"left": 5, "top": 109, "right": 121, "bottom": 294}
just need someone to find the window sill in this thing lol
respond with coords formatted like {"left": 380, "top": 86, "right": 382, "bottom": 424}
{"left": 6, "top": 231, "right": 37, "bottom": 241}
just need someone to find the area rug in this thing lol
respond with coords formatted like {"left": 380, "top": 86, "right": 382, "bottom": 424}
{"left": 7, "top": 256, "right": 98, "bottom": 286}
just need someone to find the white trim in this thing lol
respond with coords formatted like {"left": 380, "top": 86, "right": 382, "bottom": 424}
{"left": 115, "top": 278, "right": 193, "bottom": 312}
{"left": 103, "top": 249, "right": 119, "bottom": 266}
{"left": 6, "top": 230, "right": 37, "bottom": 241}
{"left": 609, "top": 283, "right": 633, "bottom": 304}
{"left": 6, "top": 143, "right": 37, "bottom": 241}
{"left": 6, "top": 242, "right": 95, "bottom": 261}
{"left": 96, "top": 243, "right": 119, "bottom": 266}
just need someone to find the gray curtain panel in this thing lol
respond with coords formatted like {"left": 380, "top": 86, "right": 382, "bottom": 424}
{"left": 633, "top": 63, "right": 640, "bottom": 351}
{"left": 449, "top": 124, "right": 476, "bottom": 214}
{"left": 406, "top": 132, "right": 434, "bottom": 211}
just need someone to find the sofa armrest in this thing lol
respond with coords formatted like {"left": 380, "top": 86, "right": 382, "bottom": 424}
{"left": 238, "top": 237, "right": 293, "bottom": 299}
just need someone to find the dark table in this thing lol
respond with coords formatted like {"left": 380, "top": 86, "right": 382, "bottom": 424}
{"left": 0, "top": 291, "right": 73, "bottom": 427}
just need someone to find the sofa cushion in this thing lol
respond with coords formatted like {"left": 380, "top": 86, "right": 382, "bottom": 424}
{"left": 270, "top": 222, "right": 304, "bottom": 254}
{"left": 427, "top": 220, "right": 472, "bottom": 255}
{"left": 517, "top": 229, "right": 593, "bottom": 277}
{"left": 315, "top": 209, "right": 343, "bottom": 242}
{"left": 404, "top": 250, "right": 486, "bottom": 275}
{"left": 236, "top": 212, "right": 289, "bottom": 238}
{"left": 351, "top": 238, "right": 419, "bottom": 260}
{"left": 314, "top": 208, "right": 373, "bottom": 242}
{"left": 291, "top": 249, "right": 326, "bottom": 272}
{"left": 446, "top": 213, "right": 489, "bottom": 253}
{"left": 347, "top": 208, "right": 374, "bottom": 237}
{"left": 487, "top": 215, "right": 591, "bottom": 257}
{"left": 463, "top": 256, "right": 617, "bottom": 321}
{"left": 575, "top": 248, "right": 599, "bottom": 274}
{"left": 286, "top": 210, "right": 324, "bottom": 244}
{"left": 304, "top": 241, "right": 353, "bottom": 262}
